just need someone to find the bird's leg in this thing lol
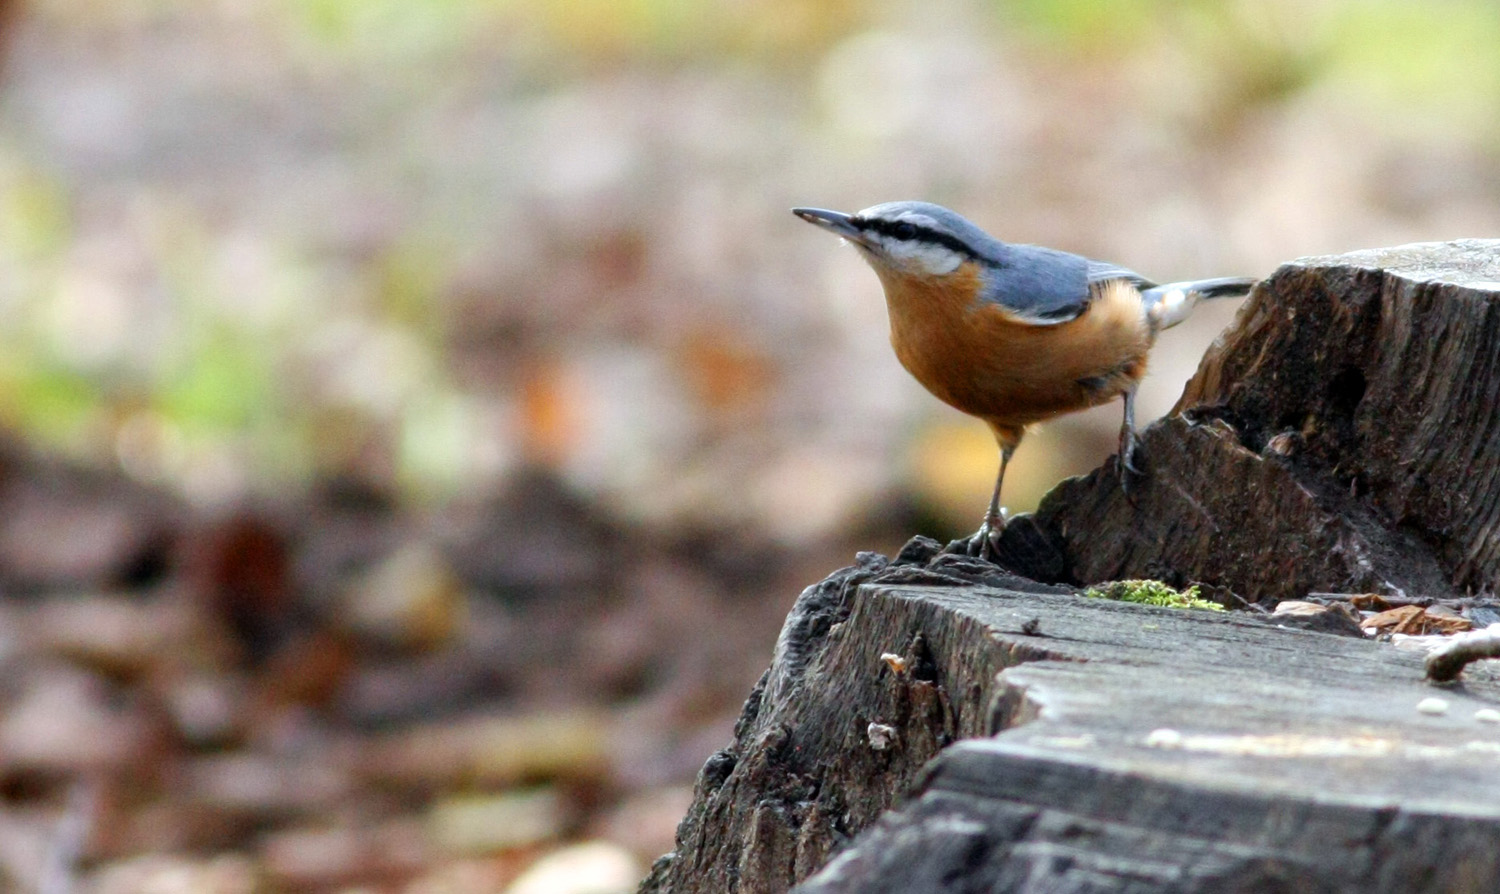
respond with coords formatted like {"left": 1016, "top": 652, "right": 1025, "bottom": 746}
{"left": 1117, "top": 388, "right": 1144, "bottom": 491}
{"left": 967, "top": 440, "right": 1017, "bottom": 560}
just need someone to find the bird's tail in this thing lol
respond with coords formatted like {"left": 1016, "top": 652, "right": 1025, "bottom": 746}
{"left": 1142, "top": 276, "right": 1257, "bottom": 330}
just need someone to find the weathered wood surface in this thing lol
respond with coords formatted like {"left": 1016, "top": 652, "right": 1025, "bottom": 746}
{"left": 642, "top": 546, "right": 1500, "bottom": 894}
{"left": 796, "top": 580, "right": 1500, "bottom": 893}
{"left": 640, "top": 242, "right": 1500, "bottom": 894}
{"left": 638, "top": 543, "right": 1076, "bottom": 894}
{"left": 1000, "top": 240, "right": 1500, "bottom": 603}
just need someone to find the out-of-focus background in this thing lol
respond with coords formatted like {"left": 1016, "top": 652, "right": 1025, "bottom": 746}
{"left": 1, "top": 1, "right": 1497, "bottom": 891}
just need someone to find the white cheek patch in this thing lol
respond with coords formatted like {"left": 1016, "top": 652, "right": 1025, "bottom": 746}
{"left": 855, "top": 210, "right": 968, "bottom": 276}
{"left": 888, "top": 240, "right": 963, "bottom": 275}
{"left": 893, "top": 212, "right": 962, "bottom": 275}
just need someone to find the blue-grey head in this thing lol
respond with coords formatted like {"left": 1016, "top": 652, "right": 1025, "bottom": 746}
{"left": 793, "top": 201, "right": 1006, "bottom": 279}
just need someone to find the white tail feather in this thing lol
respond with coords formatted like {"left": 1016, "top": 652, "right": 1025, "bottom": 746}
{"left": 1143, "top": 277, "right": 1255, "bottom": 330}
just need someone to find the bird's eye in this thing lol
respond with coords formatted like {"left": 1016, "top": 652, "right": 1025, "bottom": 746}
{"left": 891, "top": 221, "right": 918, "bottom": 241}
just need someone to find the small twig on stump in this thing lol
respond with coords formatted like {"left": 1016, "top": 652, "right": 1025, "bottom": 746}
{"left": 1425, "top": 624, "right": 1500, "bottom": 683}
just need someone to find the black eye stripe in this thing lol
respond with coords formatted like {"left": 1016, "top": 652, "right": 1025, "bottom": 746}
{"left": 853, "top": 217, "right": 975, "bottom": 259}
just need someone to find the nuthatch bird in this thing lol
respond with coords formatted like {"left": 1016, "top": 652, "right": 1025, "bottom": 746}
{"left": 793, "top": 201, "right": 1255, "bottom": 559}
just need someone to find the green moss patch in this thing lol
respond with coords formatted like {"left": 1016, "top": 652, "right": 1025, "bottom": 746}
{"left": 1083, "top": 580, "right": 1223, "bottom": 611}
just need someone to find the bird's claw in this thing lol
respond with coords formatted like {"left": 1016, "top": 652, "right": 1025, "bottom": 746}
{"left": 965, "top": 512, "right": 1007, "bottom": 561}
{"left": 1117, "top": 438, "right": 1145, "bottom": 497}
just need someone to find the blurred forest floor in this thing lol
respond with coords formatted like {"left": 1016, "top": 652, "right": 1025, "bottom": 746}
{"left": 3, "top": 0, "right": 1500, "bottom": 891}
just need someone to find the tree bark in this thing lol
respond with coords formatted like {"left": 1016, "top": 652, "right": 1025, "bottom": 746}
{"left": 1000, "top": 240, "right": 1500, "bottom": 603}
{"left": 641, "top": 241, "right": 1500, "bottom": 894}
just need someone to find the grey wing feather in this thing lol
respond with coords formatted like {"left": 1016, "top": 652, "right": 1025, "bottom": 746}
{"left": 1087, "top": 259, "right": 1156, "bottom": 290}
{"left": 978, "top": 244, "right": 1094, "bottom": 325}
{"left": 981, "top": 245, "right": 1153, "bottom": 325}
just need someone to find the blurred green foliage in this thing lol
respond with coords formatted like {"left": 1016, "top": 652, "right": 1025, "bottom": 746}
{"left": 6, "top": 0, "right": 1500, "bottom": 506}
{"left": 278, "top": 0, "right": 871, "bottom": 65}
{"left": 1000, "top": 0, "right": 1500, "bottom": 135}
{"left": 0, "top": 162, "right": 84, "bottom": 445}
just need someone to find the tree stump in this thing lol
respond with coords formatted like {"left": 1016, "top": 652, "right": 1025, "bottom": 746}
{"left": 640, "top": 241, "right": 1500, "bottom": 894}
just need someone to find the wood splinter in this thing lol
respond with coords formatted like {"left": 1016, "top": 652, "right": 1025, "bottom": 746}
{"left": 1425, "top": 624, "right": 1500, "bottom": 682}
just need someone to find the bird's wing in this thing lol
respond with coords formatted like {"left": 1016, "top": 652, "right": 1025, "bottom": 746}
{"left": 1086, "top": 259, "right": 1156, "bottom": 291}
{"left": 980, "top": 246, "right": 1152, "bottom": 326}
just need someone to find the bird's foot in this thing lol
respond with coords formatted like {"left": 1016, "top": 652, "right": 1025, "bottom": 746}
{"left": 964, "top": 511, "right": 1008, "bottom": 561}
{"left": 1117, "top": 431, "right": 1145, "bottom": 497}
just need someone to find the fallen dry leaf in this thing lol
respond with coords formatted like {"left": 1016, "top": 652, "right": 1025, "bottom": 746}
{"left": 1360, "top": 604, "right": 1473, "bottom": 636}
{"left": 1348, "top": 593, "right": 1392, "bottom": 612}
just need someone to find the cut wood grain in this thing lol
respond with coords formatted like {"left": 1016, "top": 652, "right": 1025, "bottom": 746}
{"left": 794, "top": 579, "right": 1500, "bottom": 893}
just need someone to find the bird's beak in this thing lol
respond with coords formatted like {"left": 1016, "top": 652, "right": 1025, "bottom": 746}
{"left": 792, "top": 207, "right": 871, "bottom": 247}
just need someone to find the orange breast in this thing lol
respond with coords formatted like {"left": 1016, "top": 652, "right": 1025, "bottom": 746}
{"left": 878, "top": 266, "right": 1153, "bottom": 433}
